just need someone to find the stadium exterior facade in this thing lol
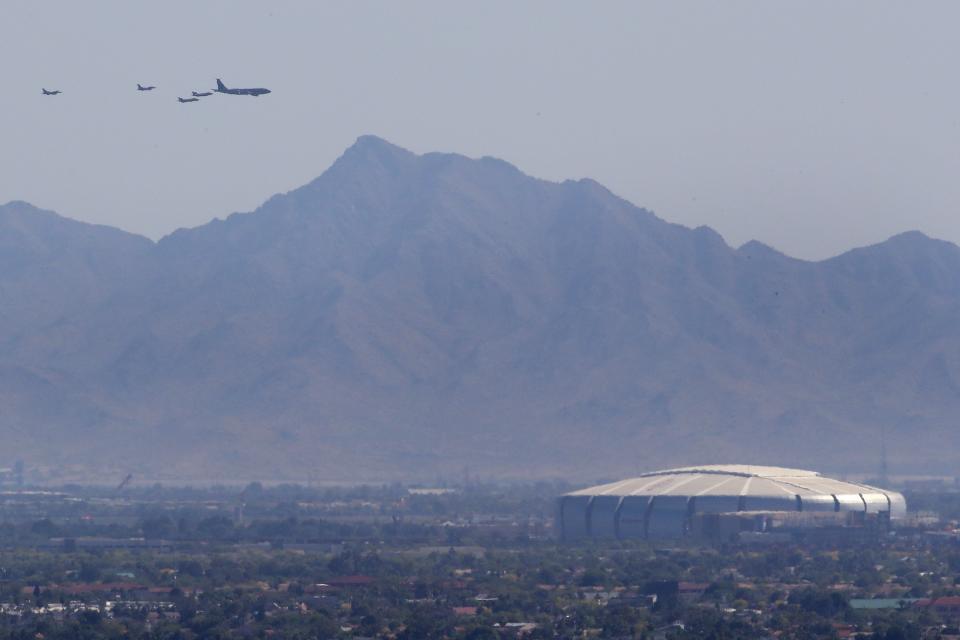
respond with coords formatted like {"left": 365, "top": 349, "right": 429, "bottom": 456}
{"left": 559, "top": 465, "right": 906, "bottom": 541}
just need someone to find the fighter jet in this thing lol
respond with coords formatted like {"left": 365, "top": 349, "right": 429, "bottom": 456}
{"left": 42, "top": 88, "right": 61, "bottom": 95}
{"left": 178, "top": 97, "right": 200, "bottom": 103}
{"left": 192, "top": 91, "right": 213, "bottom": 97}
{"left": 214, "top": 78, "right": 271, "bottom": 96}
{"left": 137, "top": 84, "right": 156, "bottom": 91}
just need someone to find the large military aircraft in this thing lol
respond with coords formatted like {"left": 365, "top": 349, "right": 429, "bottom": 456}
{"left": 178, "top": 97, "right": 200, "bottom": 103}
{"left": 214, "top": 78, "right": 271, "bottom": 96}
{"left": 41, "top": 88, "right": 61, "bottom": 95}
{"left": 137, "top": 84, "right": 156, "bottom": 91}
{"left": 192, "top": 91, "right": 213, "bottom": 97}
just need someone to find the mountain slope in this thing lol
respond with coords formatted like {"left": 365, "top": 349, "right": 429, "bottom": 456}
{"left": 2, "top": 137, "right": 959, "bottom": 482}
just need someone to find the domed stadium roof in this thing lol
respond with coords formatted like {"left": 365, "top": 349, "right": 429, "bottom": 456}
{"left": 559, "top": 465, "right": 906, "bottom": 541}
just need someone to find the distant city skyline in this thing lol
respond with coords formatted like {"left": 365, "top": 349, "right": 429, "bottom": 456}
{"left": 2, "top": 1, "right": 959, "bottom": 260}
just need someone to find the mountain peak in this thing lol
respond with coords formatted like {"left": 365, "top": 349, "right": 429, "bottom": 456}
{"left": 1, "top": 200, "right": 38, "bottom": 211}
{"left": 830, "top": 230, "right": 956, "bottom": 263}
{"left": 737, "top": 239, "right": 790, "bottom": 261}
{"left": 0, "top": 200, "right": 49, "bottom": 222}
{"left": 307, "top": 135, "right": 419, "bottom": 189}
{"left": 884, "top": 230, "right": 935, "bottom": 246}
{"left": 341, "top": 135, "right": 415, "bottom": 163}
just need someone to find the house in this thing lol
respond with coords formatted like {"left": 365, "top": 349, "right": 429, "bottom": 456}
{"left": 915, "top": 596, "right": 960, "bottom": 617}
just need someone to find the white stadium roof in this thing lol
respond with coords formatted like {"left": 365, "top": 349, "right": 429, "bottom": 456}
{"left": 559, "top": 464, "right": 906, "bottom": 541}
{"left": 567, "top": 465, "right": 882, "bottom": 500}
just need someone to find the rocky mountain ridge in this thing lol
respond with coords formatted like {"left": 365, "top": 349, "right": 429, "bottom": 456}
{"left": 2, "top": 136, "right": 958, "bottom": 483}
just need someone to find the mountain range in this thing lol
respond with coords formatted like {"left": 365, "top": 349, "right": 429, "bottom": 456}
{"left": 3, "top": 135, "right": 959, "bottom": 483}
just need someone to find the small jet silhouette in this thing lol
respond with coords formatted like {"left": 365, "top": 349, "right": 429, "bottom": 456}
{"left": 191, "top": 91, "right": 213, "bottom": 97}
{"left": 137, "top": 84, "right": 156, "bottom": 91}
{"left": 178, "top": 97, "right": 200, "bottom": 103}
{"left": 42, "top": 88, "right": 61, "bottom": 96}
{"left": 214, "top": 78, "right": 270, "bottom": 96}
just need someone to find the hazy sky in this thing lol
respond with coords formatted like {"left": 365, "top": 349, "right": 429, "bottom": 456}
{"left": 2, "top": 1, "right": 959, "bottom": 260}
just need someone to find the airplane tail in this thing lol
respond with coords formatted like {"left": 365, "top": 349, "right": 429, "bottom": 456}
{"left": 137, "top": 84, "right": 143, "bottom": 90}
{"left": 216, "top": 79, "right": 227, "bottom": 91}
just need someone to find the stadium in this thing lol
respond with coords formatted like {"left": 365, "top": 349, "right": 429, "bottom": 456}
{"left": 559, "top": 465, "right": 906, "bottom": 542}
